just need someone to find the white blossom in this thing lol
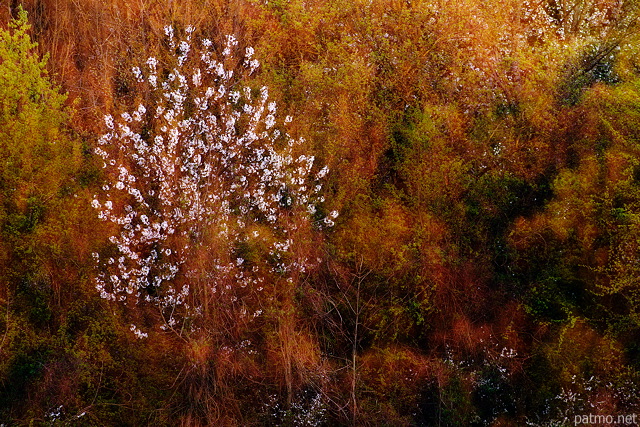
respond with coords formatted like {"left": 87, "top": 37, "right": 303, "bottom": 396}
{"left": 146, "top": 57, "right": 158, "bottom": 70}
{"left": 92, "top": 24, "right": 336, "bottom": 331}
{"left": 132, "top": 66, "right": 143, "bottom": 83}
{"left": 104, "top": 114, "right": 114, "bottom": 129}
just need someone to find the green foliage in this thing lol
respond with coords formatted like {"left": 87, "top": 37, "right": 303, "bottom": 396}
{"left": 0, "top": 7, "right": 75, "bottom": 199}
{"left": 0, "top": 7, "right": 81, "bottom": 283}
{"left": 422, "top": 374, "right": 478, "bottom": 426}
{"left": 0, "top": 9, "right": 97, "bottom": 425}
{"left": 559, "top": 42, "right": 621, "bottom": 105}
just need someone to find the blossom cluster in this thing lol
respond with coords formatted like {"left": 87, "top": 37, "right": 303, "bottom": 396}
{"left": 92, "top": 25, "right": 335, "bottom": 330}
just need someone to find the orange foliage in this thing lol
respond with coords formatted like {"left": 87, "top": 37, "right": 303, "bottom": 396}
{"left": 2, "top": 0, "right": 640, "bottom": 424}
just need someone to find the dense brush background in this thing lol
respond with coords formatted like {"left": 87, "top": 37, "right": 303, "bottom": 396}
{"left": 1, "top": 0, "right": 640, "bottom": 425}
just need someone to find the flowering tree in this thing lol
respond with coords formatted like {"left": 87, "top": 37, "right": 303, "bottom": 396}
{"left": 92, "top": 25, "right": 335, "bottom": 331}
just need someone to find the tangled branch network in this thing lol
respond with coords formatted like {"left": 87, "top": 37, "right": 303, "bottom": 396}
{"left": 91, "top": 26, "right": 336, "bottom": 329}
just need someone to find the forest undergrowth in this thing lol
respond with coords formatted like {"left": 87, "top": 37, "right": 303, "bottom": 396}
{"left": 1, "top": 0, "right": 640, "bottom": 425}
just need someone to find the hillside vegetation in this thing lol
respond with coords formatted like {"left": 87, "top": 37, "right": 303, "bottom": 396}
{"left": 1, "top": 0, "right": 640, "bottom": 425}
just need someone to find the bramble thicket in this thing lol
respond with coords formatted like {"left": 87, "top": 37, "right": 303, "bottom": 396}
{"left": 1, "top": 0, "right": 640, "bottom": 425}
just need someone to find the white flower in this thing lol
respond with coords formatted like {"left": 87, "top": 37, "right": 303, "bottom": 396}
{"left": 317, "top": 166, "right": 329, "bottom": 178}
{"left": 265, "top": 115, "right": 276, "bottom": 129}
{"left": 248, "top": 59, "right": 259, "bottom": 73}
{"left": 104, "top": 114, "right": 114, "bottom": 129}
{"left": 178, "top": 41, "right": 190, "bottom": 65}
{"left": 130, "top": 324, "right": 148, "bottom": 339}
{"left": 146, "top": 57, "right": 158, "bottom": 70}
{"left": 164, "top": 25, "right": 174, "bottom": 39}
{"left": 132, "top": 66, "right": 144, "bottom": 82}
{"left": 192, "top": 68, "right": 202, "bottom": 87}
{"left": 226, "top": 34, "right": 237, "bottom": 47}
